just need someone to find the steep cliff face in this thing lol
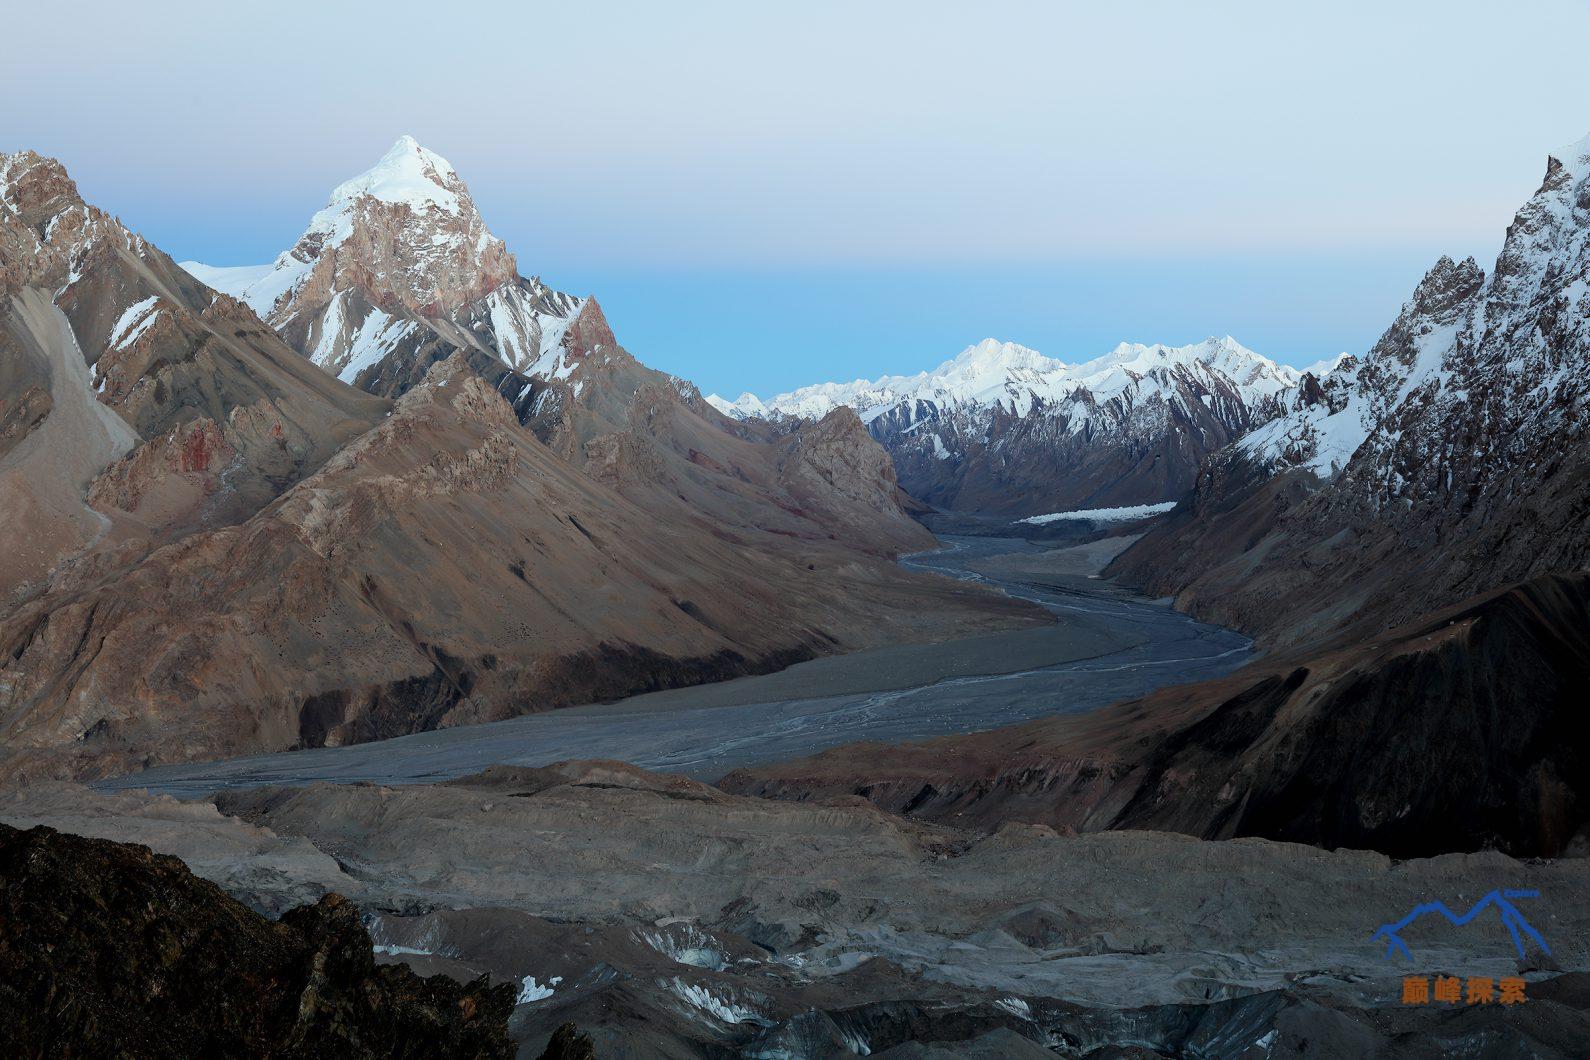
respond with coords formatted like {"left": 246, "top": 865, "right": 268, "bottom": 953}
{"left": 1110, "top": 133, "right": 1590, "bottom": 648}
{"left": 715, "top": 336, "right": 1304, "bottom": 516}
{"left": 0, "top": 823, "right": 516, "bottom": 1058}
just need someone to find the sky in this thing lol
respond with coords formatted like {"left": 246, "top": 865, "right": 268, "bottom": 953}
{"left": 6, "top": 0, "right": 1589, "bottom": 397}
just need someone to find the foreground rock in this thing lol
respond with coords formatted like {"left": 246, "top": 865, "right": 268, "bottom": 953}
{"left": 0, "top": 822, "right": 515, "bottom": 1058}
{"left": 7, "top": 762, "right": 1589, "bottom": 1056}
{"left": 725, "top": 570, "right": 1590, "bottom": 858}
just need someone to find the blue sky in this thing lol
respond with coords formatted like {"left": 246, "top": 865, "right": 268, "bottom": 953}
{"left": 6, "top": 0, "right": 1589, "bottom": 396}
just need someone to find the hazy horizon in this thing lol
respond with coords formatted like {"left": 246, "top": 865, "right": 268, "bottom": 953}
{"left": 9, "top": 0, "right": 1589, "bottom": 395}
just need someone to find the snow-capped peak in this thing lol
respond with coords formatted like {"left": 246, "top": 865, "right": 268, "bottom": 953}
{"left": 707, "top": 392, "right": 765, "bottom": 417}
{"left": 179, "top": 136, "right": 586, "bottom": 389}
{"left": 951, "top": 337, "right": 1060, "bottom": 373}
{"left": 294, "top": 134, "right": 506, "bottom": 275}
{"left": 1301, "top": 352, "right": 1350, "bottom": 379}
{"left": 719, "top": 335, "right": 1298, "bottom": 423}
{"left": 325, "top": 135, "right": 465, "bottom": 217}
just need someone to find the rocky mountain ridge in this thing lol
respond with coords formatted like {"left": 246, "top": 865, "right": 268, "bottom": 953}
{"left": 184, "top": 137, "right": 944, "bottom": 558}
{"left": 1109, "top": 131, "right": 1590, "bottom": 648}
{"left": 1, "top": 149, "right": 388, "bottom": 606}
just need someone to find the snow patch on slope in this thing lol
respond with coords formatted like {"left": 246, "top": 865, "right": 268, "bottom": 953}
{"left": 668, "top": 979, "right": 763, "bottom": 1025}
{"left": 515, "top": 975, "right": 561, "bottom": 1004}
{"left": 108, "top": 296, "right": 161, "bottom": 350}
{"left": 1020, "top": 502, "right": 1177, "bottom": 525}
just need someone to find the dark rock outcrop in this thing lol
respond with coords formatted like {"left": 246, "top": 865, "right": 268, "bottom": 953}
{"left": 535, "top": 1023, "right": 597, "bottom": 1060}
{"left": 0, "top": 822, "right": 514, "bottom": 1058}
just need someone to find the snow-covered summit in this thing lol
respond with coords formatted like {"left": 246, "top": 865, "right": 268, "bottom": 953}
{"left": 1300, "top": 352, "right": 1351, "bottom": 379}
{"left": 184, "top": 136, "right": 516, "bottom": 326}
{"left": 327, "top": 135, "right": 467, "bottom": 215}
{"left": 706, "top": 392, "right": 766, "bottom": 418}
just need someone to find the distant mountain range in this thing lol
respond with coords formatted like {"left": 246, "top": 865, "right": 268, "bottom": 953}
{"left": 711, "top": 336, "right": 1336, "bottom": 515}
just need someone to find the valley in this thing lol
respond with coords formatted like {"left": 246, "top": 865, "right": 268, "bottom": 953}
{"left": 94, "top": 532, "right": 1252, "bottom": 796}
{"left": 5, "top": 86, "right": 1590, "bottom": 1057}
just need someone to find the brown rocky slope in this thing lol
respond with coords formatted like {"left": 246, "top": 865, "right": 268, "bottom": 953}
{"left": 0, "top": 353, "right": 1038, "bottom": 783}
{"left": 1, "top": 149, "right": 388, "bottom": 606}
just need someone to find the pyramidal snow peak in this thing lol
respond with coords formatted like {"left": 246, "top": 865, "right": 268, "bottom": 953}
{"left": 326, "top": 134, "right": 470, "bottom": 215}
{"left": 182, "top": 136, "right": 584, "bottom": 389}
